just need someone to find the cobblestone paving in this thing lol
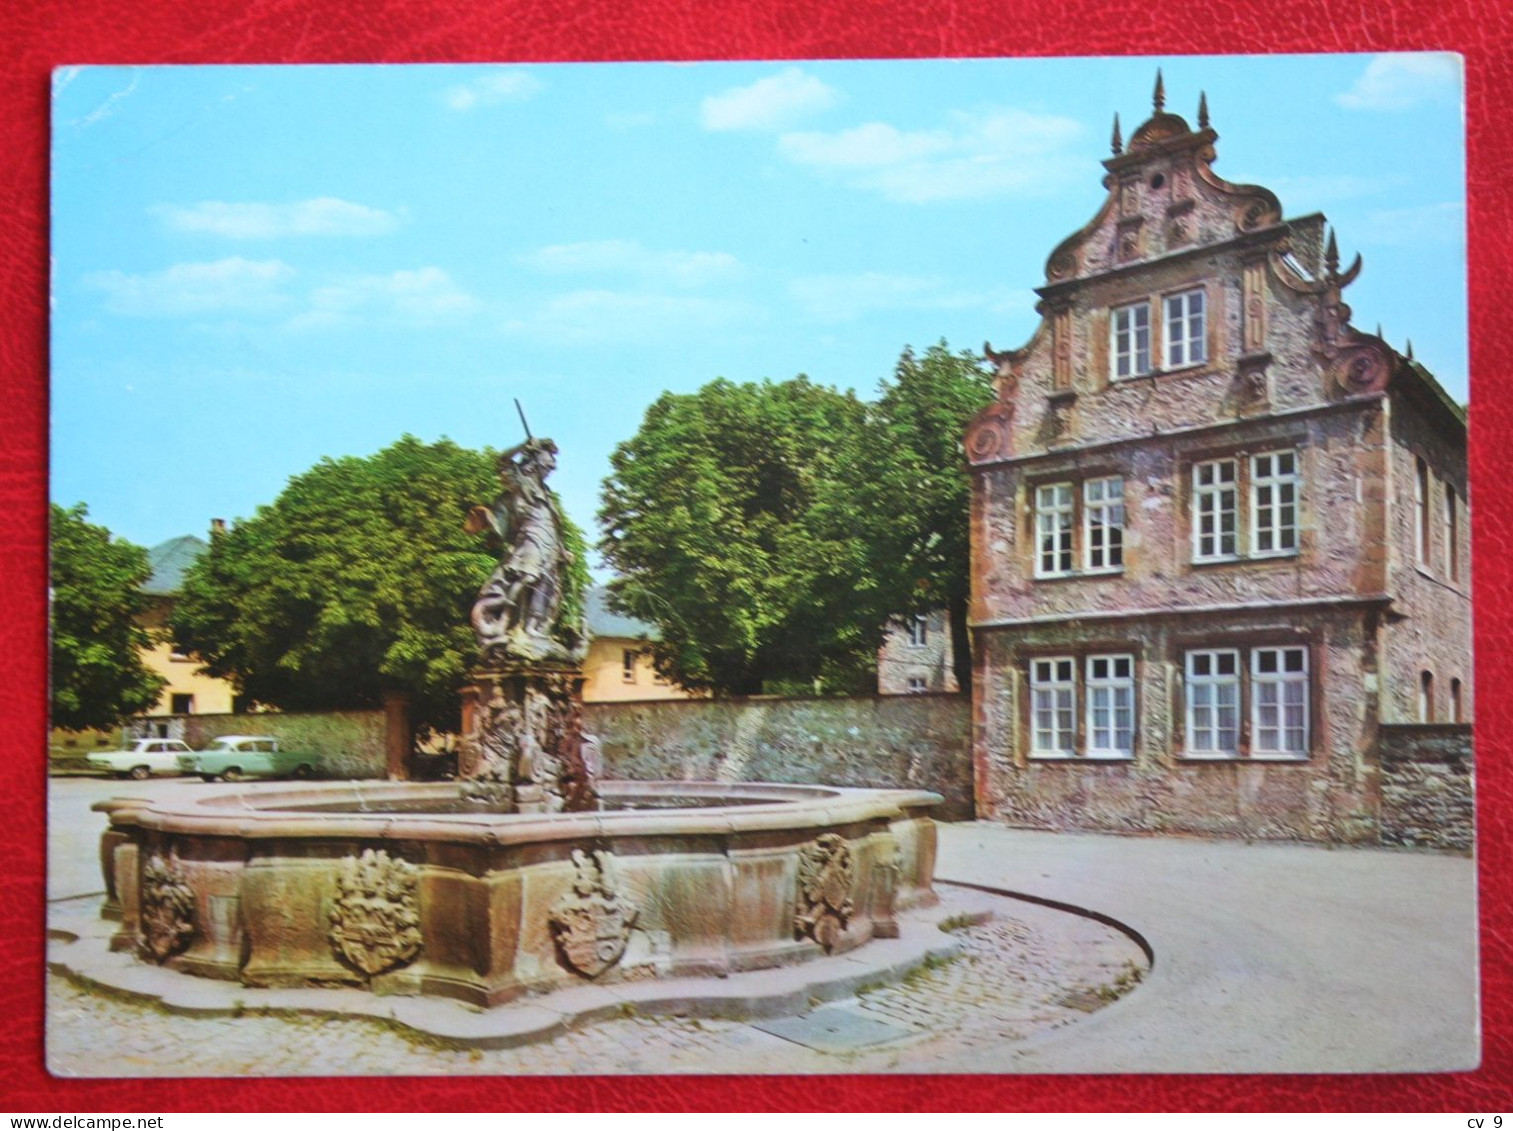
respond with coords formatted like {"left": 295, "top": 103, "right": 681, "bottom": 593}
{"left": 46, "top": 896, "right": 1146, "bottom": 1077}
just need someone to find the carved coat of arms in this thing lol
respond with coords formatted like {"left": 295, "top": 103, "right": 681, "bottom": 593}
{"left": 140, "top": 850, "right": 196, "bottom": 962}
{"left": 328, "top": 848, "right": 423, "bottom": 976}
{"left": 795, "top": 833, "right": 855, "bottom": 952}
{"left": 548, "top": 849, "right": 638, "bottom": 978}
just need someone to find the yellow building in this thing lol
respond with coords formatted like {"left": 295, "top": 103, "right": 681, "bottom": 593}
{"left": 139, "top": 534, "right": 236, "bottom": 715}
{"left": 580, "top": 587, "right": 694, "bottom": 703}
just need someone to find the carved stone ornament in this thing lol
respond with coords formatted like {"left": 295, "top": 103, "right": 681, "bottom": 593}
{"left": 549, "top": 849, "right": 638, "bottom": 978}
{"left": 965, "top": 402, "right": 1015, "bottom": 465}
{"left": 140, "top": 851, "right": 196, "bottom": 962}
{"left": 795, "top": 833, "right": 855, "bottom": 952}
{"left": 1331, "top": 343, "right": 1392, "bottom": 397}
{"left": 328, "top": 848, "right": 423, "bottom": 976}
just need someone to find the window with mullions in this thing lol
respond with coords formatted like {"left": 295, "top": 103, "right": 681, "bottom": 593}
{"left": 1193, "top": 459, "right": 1238, "bottom": 561}
{"left": 1035, "top": 484, "right": 1075, "bottom": 577}
{"left": 1164, "top": 289, "right": 1206, "bottom": 369}
{"left": 1030, "top": 657, "right": 1076, "bottom": 755}
{"left": 1085, "top": 654, "right": 1135, "bottom": 758}
{"left": 1250, "top": 451, "right": 1299, "bottom": 556}
{"left": 1084, "top": 477, "right": 1125, "bottom": 571}
{"left": 1252, "top": 647, "right": 1308, "bottom": 758}
{"left": 907, "top": 615, "right": 928, "bottom": 647}
{"left": 1185, "top": 650, "right": 1240, "bottom": 756}
{"left": 1111, "top": 302, "right": 1151, "bottom": 379}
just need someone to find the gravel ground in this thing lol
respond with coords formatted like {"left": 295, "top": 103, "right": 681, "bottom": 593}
{"left": 46, "top": 892, "right": 1146, "bottom": 1077}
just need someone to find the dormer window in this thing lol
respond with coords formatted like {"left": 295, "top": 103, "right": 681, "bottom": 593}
{"left": 1111, "top": 301, "right": 1152, "bottom": 379}
{"left": 1163, "top": 288, "right": 1206, "bottom": 369}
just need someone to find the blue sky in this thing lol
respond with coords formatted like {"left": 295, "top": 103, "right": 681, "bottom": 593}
{"left": 50, "top": 54, "right": 1466, "bottom": 566}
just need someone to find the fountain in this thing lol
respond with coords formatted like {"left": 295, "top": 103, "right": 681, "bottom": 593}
{"left": 95, "top": 435, "right": 940, "bottom": 1009}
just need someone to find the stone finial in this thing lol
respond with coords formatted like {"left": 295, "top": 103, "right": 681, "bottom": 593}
{"left": 1406, "top": 338, "right": 1415, "bottom": 360}
{"left": 1111, "top": 112, "right": 1123, "bottom": 155}
{"left": 1153, "top": 68, "right": 1165, "bottom": 112}
{"left": 1376, "top": 323, "right": 1384, "bottom": 338}
{"left": 1198, "top": 91, "right": 1210, "bottom": 130}
{"left": 1325, "top": 228, "right": 1340, "bottom": 277}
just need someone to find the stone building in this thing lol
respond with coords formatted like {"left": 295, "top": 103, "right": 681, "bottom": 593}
{"left": 964, "top": 78, "right": 1471, "bottom": 846}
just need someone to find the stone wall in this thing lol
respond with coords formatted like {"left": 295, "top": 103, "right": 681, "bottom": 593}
{"left": 177, "top": 710, "right": 389, "bottom": 779}
{"left": 1381, "top": 392, "right": 1473, "bottom": 724}
{"left": 1378, "top": 723, "right": 1474, "bottom": 853}
{"left": 583, "top": 693, "right": 973, "bottom": 819}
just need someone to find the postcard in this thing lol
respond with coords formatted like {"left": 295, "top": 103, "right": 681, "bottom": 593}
{"left": 46, "top": 54, "right": 1475, "bottom": 1076}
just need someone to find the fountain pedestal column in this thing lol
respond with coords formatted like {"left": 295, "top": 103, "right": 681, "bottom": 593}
{"left": 457, "top": 662, "right": 597, "bottom": 812}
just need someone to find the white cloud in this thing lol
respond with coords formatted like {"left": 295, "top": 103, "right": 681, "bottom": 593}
{"left": 520, "top": 240, "right": 742, "bottom": 288}
{"left": 84, "top": 258, "right": 294, "bottom": 317}
{"left": 1358, "top": 202, "right": 1465, "bottom": 246}
{"left": 1336, "top": 54, "right": 1460, "bottom": 111}
{"left": 700, "top": 68, "right": 839, "bottom": 132}
{"left": 777, "top": 108, "right": 1083, "bottom": 203}
{"left": 507, "top": 290, "right": 758, "bottom": 343}
{"left": 155, "top": 198, "right": 402, "bottom": 239}
{"left": 791, "top": 272, "right": 1010, "bottom": 322}
{"left": 443, "top": 70, "right": 542, "bottom": 111}
{"left": 289, "top": 267, "right": 478, "bottom": 331}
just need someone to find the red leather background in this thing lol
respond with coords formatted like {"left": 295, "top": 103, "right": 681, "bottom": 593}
{"left": 6, "top": 0, "right": 1511, "bottom": 1113}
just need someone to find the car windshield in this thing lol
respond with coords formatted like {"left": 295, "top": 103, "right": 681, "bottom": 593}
{"left": 206, "top": 739, "right": 237, "bottom": 751}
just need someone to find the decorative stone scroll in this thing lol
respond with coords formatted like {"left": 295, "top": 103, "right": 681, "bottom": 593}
{"left": 795, "top": 833, "right": 855, "bottom": 952}
{"left": 328, "top": 849, "right": 423, "bottom": 976}
{"left": 140, "top": 851, "right": 196, "bottom": 962}
{"left": 965, "top": 402, "right": 1015, "bottom": 466}
{"left": 549, "top": 849, "right": 638, "bottom": 978}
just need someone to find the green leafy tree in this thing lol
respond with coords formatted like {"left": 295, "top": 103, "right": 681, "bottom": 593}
{"left": 599, "top": 377, "right": 874, "bottom": 696}
{"left": 847, "top": 342, "right": 995, "bottom": 694}
{"left": 174, "top": 435, "right": 589, "bottom": 738}
{"left": 49, "top": 503, "right": 167, "bottom": 731}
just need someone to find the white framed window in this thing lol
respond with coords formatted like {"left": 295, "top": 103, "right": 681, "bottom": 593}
{"left": 622, "top": 649, "right": 637, "bottom": 683}
{"left": 906, "top": 676, "right": 928, "bottom": 693}
{"left": 1251, "top": 647, "right": 1308, "bottom": 758}
{"left": 1030, "top": 657, "right": 1077, "bottom": 756}
{"left": 1184, "top": 650, "right": 1240, "bottom": 757}
{"left": 1250, "top": 450, "right": 1299, "bottom": 556}
{"left": 1083, "top": 476, "right": 1125, "bottom": 572}
{"left": 1111, "top": 302, "right": 1152, "bottom": 379}
{"left": 1163, "top": 288, "right": 1207, "bottom": 369}
{"left": 907, "top": 615, "right": 928, "bottom": 648}
{"left": 1085, "top": 654, "right": 1135, "bottom": 758}
{"left": 1035, "top": 483, "right": 1075, "bottom": 577}
{"left": 1193, "top": 459, "right": 1238, "bottom": 561}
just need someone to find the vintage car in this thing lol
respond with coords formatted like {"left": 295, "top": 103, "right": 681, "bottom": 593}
{"left": 86, "top": 738, "right": 194, "bottom": 779}
{"left": 177, "top": 735, "right": 316, "bottom": 782}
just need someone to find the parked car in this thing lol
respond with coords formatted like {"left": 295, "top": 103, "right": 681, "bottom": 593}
{"left": 86, "top": 738, "right": 194, "bottom": 780}
{"left": 177, "top": 735, "right": 317, "bottom": 782}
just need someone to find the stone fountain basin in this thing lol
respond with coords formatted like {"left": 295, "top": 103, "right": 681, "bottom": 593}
{"left": 96, "top": 780, "right": 940, "bottom": 1008}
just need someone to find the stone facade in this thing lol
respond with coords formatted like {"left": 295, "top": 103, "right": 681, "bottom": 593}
{"left": 878, "top": 611, "right": 959, "bottom": 695}
{"left": 967, "top": 79, "right": 1471, "bottom": 846}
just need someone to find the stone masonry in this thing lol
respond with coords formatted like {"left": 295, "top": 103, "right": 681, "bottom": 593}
{"left": 965, "top": 77, "right": 1472, "bottom": 846}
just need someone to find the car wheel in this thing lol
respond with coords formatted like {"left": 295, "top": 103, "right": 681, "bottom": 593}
{"left": 218, "top": 767, "right": 245, "bottom": 783}
{"left": 129, "top": 766, "right": 151, "bottom": 781}
{"left": 200, "top": 775, "right": 216, "bottom": 782}
{"left": 292, "top": 764, "right": 314, "bottom": 779}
